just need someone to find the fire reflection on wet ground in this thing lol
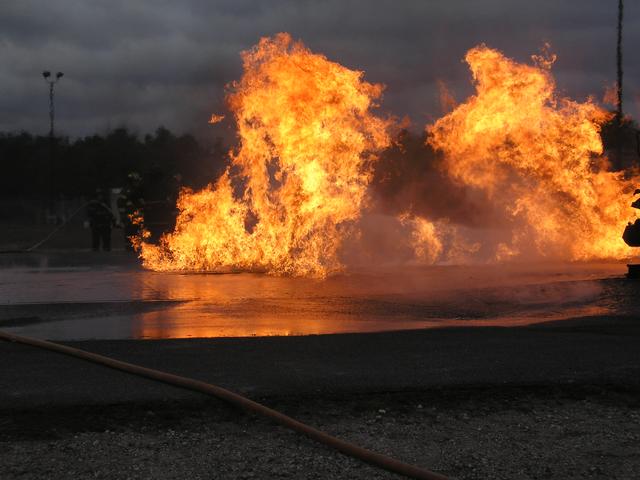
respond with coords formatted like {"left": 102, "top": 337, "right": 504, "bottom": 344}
{"left": 0, "top": 253, "right": 630, "bottom": 340}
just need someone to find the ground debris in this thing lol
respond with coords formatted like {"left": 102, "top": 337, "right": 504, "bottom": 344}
{"left": 2, "top": 386, "right": 639, "bottom": 479}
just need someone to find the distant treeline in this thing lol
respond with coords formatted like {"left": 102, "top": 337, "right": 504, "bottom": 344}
{"left": 0, "top": 127, "right": 228, "bottom": 199}
{"left": 0, "top": 116, "right": 637, "bottom": 204}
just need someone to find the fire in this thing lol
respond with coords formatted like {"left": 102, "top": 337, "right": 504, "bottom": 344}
{"left": 399, "top": 214, "right": 481, "bottom": 264}
{"left": 399, "top": 213, "right": 443, "bottom": 264}
{"left": 135, "top": 33, "right": 390, "bottom": 277}
{"left": 208, "top": 114, "right": 225, "bottom": 124}
{"left": 137, "top": 37, "right": 638, "bottom": 276}
{"left": 425, "top": 45, "right": 638, "bottom": 261}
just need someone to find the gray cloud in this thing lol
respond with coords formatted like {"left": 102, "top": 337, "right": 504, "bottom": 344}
{"left": 1, "top": 0, "right": 638, "bottom": 138}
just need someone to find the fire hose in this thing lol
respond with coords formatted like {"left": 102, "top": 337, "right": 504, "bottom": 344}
{"left": 0, "top": 200, "right": 123, "bottom": 254}
{"left": 0, "top": 330, "right": 449, "bottom": 480}
{"left": 0, "top": 201, "right": 94, "bottom": 254}
{"left": 24, "top": 202, "right": 94, "bottom": 252}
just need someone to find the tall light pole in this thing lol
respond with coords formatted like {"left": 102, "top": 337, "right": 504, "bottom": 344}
{"left": 614, "top": 0, "right": 627, "bottom": 167}
{"left": 616, "top": 0, "right": 624, "bottom": 122}
{"left": 42, "top": 70, "right": 63, "bottom": 216}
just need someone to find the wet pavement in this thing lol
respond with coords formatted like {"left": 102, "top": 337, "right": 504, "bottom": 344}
{"left": 0, "top": 251, "right": 633, "bottom": 340}
{"left": 2, "top": 251, "right": 639, "bottom": 480}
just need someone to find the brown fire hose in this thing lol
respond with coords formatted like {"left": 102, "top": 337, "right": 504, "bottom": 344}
{"left": 0, "top": 330, "right": 449, "bottom": 480}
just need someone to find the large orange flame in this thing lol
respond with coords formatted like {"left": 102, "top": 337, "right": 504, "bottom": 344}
{"left": 424, "top": 45, "right": 638, "bottom": 261}
{"left": 137, "top": 38, "right": 638, "bottom": 276}
{"left": 135, "top": 33, "right": 390, "bottom": 277}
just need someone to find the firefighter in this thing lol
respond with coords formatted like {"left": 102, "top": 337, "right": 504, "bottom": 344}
{"left": 88, "top": 188, "right": 115, "bottom": 251}
{"left": 117, "top": 172, "right": 144, "bottom": 251}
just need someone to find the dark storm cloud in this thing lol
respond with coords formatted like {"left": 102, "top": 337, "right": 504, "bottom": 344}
{"left": 1, "top": 0, "right": 638, "bottom": 138}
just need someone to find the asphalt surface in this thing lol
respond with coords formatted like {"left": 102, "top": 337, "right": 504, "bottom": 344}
{"left": 2, "top": 258, "right": 639, "bottom": 479}
{"left": 2, "top": 316, "right": 639, "bottom": 411}
{"left": 3, "top": 233, "right": 640, "bottom": 478}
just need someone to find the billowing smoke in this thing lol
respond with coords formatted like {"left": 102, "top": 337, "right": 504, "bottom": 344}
{"left": 357, "top": 45, "right": 640, "bottom": 267}
{"left": 369, "top": 129, "right": 503, "bottom": 229}
{"left": 135, "top": 35, "right": 639, "bottom": 275}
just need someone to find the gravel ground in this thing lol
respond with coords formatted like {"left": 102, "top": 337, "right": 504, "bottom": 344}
{"left": 2, "top": 386, "right": 639, "bottom": 480}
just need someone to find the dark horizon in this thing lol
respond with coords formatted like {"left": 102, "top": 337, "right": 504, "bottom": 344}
{"left": 1, "top": 0, "right": 639, "bottom": 140}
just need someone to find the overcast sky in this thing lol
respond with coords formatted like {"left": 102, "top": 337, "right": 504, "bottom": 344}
{"left": 1, "top": 0, "right": 638, "bottom": 139}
